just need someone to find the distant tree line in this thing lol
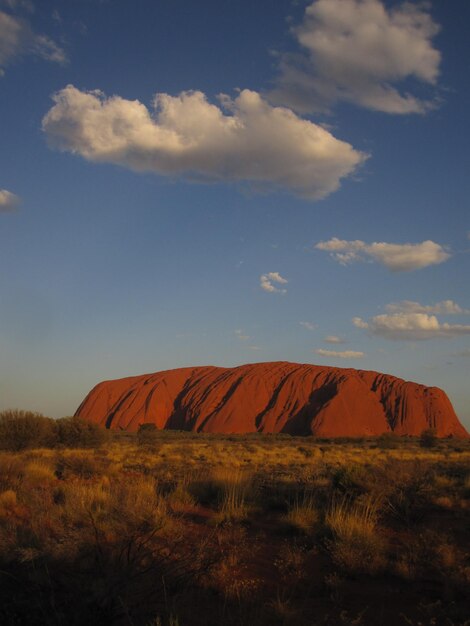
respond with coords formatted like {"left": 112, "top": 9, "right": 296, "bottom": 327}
{"left": 0, "top": 410, "right": 106, "bottom": 451}
{"left": 0, "top": 409, "right": 444, "bottom": 451}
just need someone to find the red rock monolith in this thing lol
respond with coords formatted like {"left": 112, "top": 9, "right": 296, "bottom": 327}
{"left": 75, "top": 362, "right": 469, "bottom": 437}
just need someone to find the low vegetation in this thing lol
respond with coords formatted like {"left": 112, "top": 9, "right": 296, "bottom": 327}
{"left": 0, "top": 410, "right": 106, "bottom": 450}
{"left": 0, "top": 410, "right": 469, "bottom": 625}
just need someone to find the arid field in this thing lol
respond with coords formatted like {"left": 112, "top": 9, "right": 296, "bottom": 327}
{"left": 3, "top": 1, "right": 469, "bottom": 625}
{"left": 0, "top": 412, "right": 469, "bottom": 625}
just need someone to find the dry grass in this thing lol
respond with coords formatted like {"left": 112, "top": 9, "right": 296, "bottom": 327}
{"left": 325, "top": 495, "right": 386, "bottom": 574}
{"left": 0, "top": 489, "right": 17, "bottom": 513}
{"left": 0, "top": 434, "right": 468, "bottom": 625}
{"left": 284, "top": 492, "right": 319, "bottom": 534}
{"left": 210, "top": 467, "right": 253, "bottom": 524}
{"left": 326, "top": 495, "right": 379, "bottom": 540}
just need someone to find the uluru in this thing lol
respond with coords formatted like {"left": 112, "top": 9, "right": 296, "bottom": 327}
{"left": 75, "top": 362, "right": 468, "bottom": 438}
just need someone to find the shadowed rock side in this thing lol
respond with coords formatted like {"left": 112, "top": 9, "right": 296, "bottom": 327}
{"left": 75, "top": 362, "right": 469, "bottom": 438}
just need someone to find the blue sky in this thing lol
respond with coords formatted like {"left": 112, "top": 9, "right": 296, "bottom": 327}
{"left": 1, "top": 0, "right": 469, "bottom": 427}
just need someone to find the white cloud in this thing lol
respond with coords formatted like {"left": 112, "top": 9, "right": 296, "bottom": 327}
{"left": 315, "top": 238, "right": 449, "bottom": 271}
{"left": 300, "top": 321, "right": 316, "bottom": 331}
{"left": 352, "top": 317, "right": 369, "bottom": 329}
{"left": 385, "top": 300, "right": 469, "bottom": 315}
{"left": 42, "top": 85, "right": 366, "bottom": 200}
{"left": 353, "top": 313, "right": 470, "bottom": 341}
{"left": 365, "top": 241, "right": 449, "bottom": 271}
{"left": 314, "top": 348, "right": 364, "bottom": 358}
{"left": 0, "top": 8, "right": 66, "bottom": 72}
{"left": 0, "top": 188, "right": 20, "bottom": 212}
{"left": 260, "top": 272, "right": 288, "bottom": 294}
{"left": 271, "top": 0, "right": 441, "bottom": 114}
{"left": 324, "top": 335, "right": 346, "bottom": 344}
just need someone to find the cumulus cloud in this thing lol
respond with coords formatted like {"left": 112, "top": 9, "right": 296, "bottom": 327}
{"left": 385, "top": 300, "right": 469, "bottom": 315}
{"left": 0, "top": 188, "right": 20, "bottom": 212}
{"left": 324, "top": 335, "right": 346, "bottom": 344}
{"left": 271, "top": 0, "right": 441, "bottom": 114}
{"left": 300, "top": 321, "right": 316, "bottom": 331}
{"left": 0, "top": 8, "right": 66, "bottom": 73}
{"left": 42, "top": 85, "right": 366, "bottom": 200}
{"left": 314, "top": 348, "right": 364, "bottom": 358}
{"left": 260, "top": 272, "right": 288, "bottom": 294}
{"left": 315, "top": 237, "right": 449, "bottom": 271}
{"left": 352, "top": 317, "right": 369, "bottom": 329}
{"left": 353, "top": 305, "right": 470, "bottom": 340}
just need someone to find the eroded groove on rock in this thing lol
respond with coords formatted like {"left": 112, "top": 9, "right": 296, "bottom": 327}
{"left": 75, "top": 362, "right": 468, "bottom": 438}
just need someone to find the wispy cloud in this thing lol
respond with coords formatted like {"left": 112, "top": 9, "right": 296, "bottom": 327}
{"left": 385, "top": 300, "right": 469, "bottom": 315}
{"left": 0, "top": 7, "right": 67, "bottom": 74}
{"left": 260, "top": 272, "right": 288, "bottom": 294}
{"left": 314, "top": 348, "right": 364, "bottom": 358}
{"left": 315, "top": 238, "right": 449, "bottom": 271}
{"left": 1, "top": 1, "right": 34, "bottom": 13}
{"left": 271, "top": 0, "right": 441, "bottom": 114}
{"left": 42, "top": 85, "right": 366, "bottom": 200}
{"left": 234, "top": 329, "right": 260, "bottom": 350}
{"left": 324, "top": 335, "right": 346, "bottom": 344}
{"left": 354, "top": 300, "right": 470, "bottom": 340}
{"left": 300, "top": 321, "right": 316, "bottom": 331}
{"left": 0, "top": 188, "right": 20, "bottom": 212}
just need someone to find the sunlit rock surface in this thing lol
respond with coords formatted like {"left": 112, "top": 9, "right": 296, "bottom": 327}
{"left": 76, "top": 362, "right": 469, "bottom": 437}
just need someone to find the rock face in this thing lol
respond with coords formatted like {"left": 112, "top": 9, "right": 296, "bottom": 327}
{"left": 75, "top": 362, "right": 469, "bottom": 438}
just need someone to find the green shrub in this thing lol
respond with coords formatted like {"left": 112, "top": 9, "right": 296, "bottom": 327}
{"left": 56, "top": 416, "right": 107, "bottom": 448}
{"left": 0, "top": 412, "right": 106, "bottom": 451}
{"left": 419, "top": 428, "right": 438, "bottom": 448}
{"left": 385, "top": 462, "right": 433, "bottom": 525}
{"left": 377, "top": 433, "right": 400, "bottom": 449}
{"left": 0, "top": 453, "right": 24, "bottom": 490}
{"left": 0, "top": 410, "right": 57, "bottom": 451}
{"left": 331, "top": 465, "right": 367, "bottom": 496}
{"left": 55, "top": 453, "right": 103, "bottom": 479}
{"left": 188, "top": 477, "right": 223, "bottom": 506}
{"left": 137, "top": 422, "right": 159, "bottom": 446}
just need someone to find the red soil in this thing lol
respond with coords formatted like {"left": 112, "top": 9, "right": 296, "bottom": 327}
{"left": 75, "top": 362, "right": 469, "bottom": 437}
